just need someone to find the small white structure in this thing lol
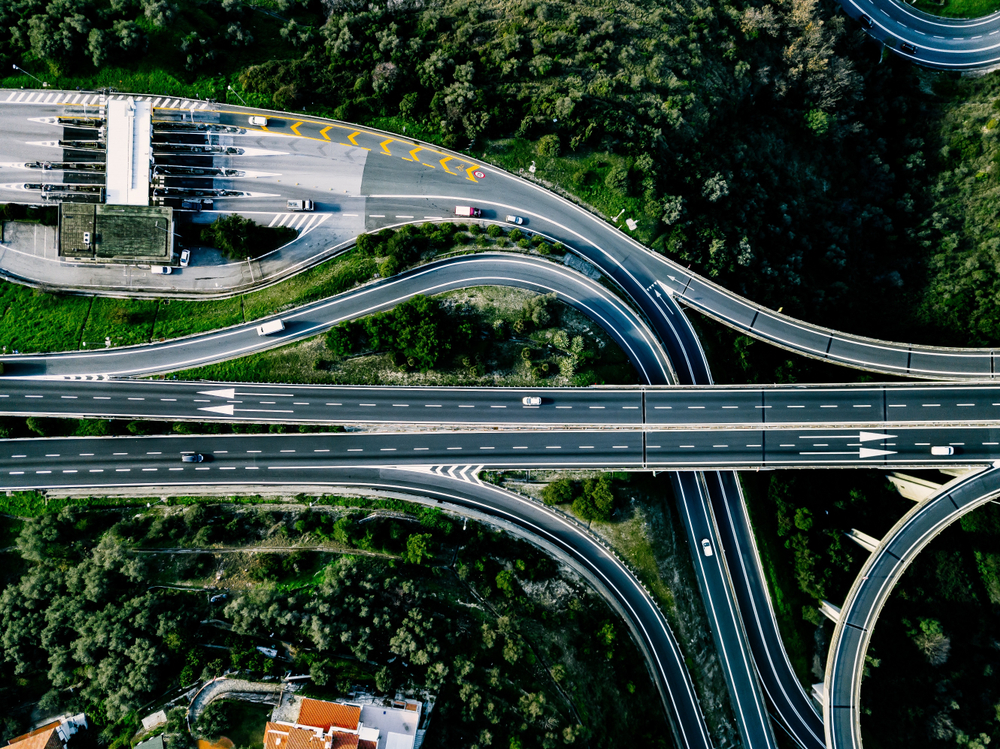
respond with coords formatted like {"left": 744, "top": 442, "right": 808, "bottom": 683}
{"left": 141, "top": 710, "right": 167, "bottom": 731}
{"left": 105, "top": 97, "right": 152, "bottom": 205}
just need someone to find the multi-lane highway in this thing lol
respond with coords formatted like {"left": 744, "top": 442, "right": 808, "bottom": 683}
{"left": 2, "top": 426, "right": 995, "bottom": 488}
{"left": 11, "top": 379, "right": 1000, "bottom": 429}
{"left": 5, "top": 89, "right": 996, "bottom": 749}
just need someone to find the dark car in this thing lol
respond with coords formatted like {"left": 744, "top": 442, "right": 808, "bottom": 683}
{"left": 899, "top": 41, "right": 917, "bottom": 54}
{"left": 181, "top": 452, "right": 204, "bottom": 463}
{"left": 859, "top": 13, "right": 874, "bottom": 28}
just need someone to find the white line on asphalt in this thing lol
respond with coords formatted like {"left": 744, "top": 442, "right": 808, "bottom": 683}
{"left": 128, "top": 397, "right": 144, "bottom": 401}
{"left": 348, "top": 448, "right": 362, "bottom": 452}
{"left": 94, "top": 396, "right": 110, "bottom": 399}
{"left": 280, "top": 450, "right": 295, "bottom": 453}
{"left": 580, "top": 446, "right": 594, "bottom": 449}
{"left": 590, "top": 406, "right": 605, "bottom": 409}
{"left": 425, "top": 404, "right": 441, "bottom": 408}
{"left": 381, "top": 448, "right": 396, "bottom": 451}
{"left": 459, "top": 405, "right": 474, "bottom": 408}
{"left": 89, "top": 469, "right": 103, "bottom": 473}
{"left": 722, "top": 406, "right": 738, "bottom": 409}
{"left": 393, "top": 404, "right": 409, "bottom": 407}
{"left": 247, "top": 450, "right": 261, "bottom": 453}
{"left": 313, "top": 449, "right": 330, "bottom": 453}
{"left": 326, "top": 403, "right": 341, "bottom": 406}
{"left": 447, "top": 447, "right": 462, "bottom": 450}
{"left": 414, "top": 447, "right": 429, "bottom": 451}
{"left": 61, "top": 396, "right": 77, "bottom": 399}
{"left": 80, "top": 453, "right": 93, "bottom": 456}
{"left": 161, "top": 398, "right": 177, "bottom": 401}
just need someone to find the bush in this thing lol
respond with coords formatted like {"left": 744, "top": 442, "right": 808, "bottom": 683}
{"left": 537, "top": 134, "right": 561, "bottom": 156}
{"left": 486, "top": 224, "right": 504, "bottom": 238}
{"left": 201, "top": 215, "right": 297, "bottom": 260}
{"left": 542, "top": 479, "right": 574, "bottom": 505}
{"left": 604, "top": 162, "right": 631, "bottom": 196}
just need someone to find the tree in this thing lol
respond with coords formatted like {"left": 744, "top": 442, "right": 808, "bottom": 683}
{"left": 542, "top": 479, "right": 574, "bottom": 506}
{"left": 604, "top": 162, "right": 631, "bottom": 196}
{"left": 197, "top": 701, "right": 229, "bottom": 739}
{"left": 404, "top": 533, "right": 434, "bottom": 564}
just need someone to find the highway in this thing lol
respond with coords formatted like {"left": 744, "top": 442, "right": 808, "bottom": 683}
{"left": 838, "top": 0, "right": 1000, "bottom": 71}
{"left": 823, "top": 464, "right": 1000, "bottom": 749}
{"left": 3, "top": 426, "right": 997, "bottom": 489}
{"left": 0, "top": 253, "right": 671, "bottom": 383}
{"left": 12, "top": 379, "right": 1000, "bottom": 429}
{"left": 5, "top": 90, "right": 991, "bottom": 749}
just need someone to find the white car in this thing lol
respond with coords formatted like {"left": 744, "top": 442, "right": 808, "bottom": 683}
{"left": 506, "top": 214, "right": 524, "bottom": 225}
{"left": 522, "top": 396, "right": 542, "bottom": 406}
{"left": 931, "top": 446, "right": 955, "bottom": 456}
{"left": 701, "top": 539, "right": 713, "bottom": 557}
{"left": 150, "top": 265, "right": 172, "bottom": 275}
{"left": 179, "top": 249, "right": 191, "bottom": 267}
{"left": 248, "top": 115, "right": 268, "bottom": 126}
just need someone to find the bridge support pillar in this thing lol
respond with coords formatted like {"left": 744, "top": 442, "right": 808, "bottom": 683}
{"left": 888, "top": 473, "right": 942, "bottom": 502}
{"left": 819, "top": 599, "right": 842, "bottom": 623}
{"left": 845, "top": 528, "right": 880, "bottom": 553}
{"left": 811, "top": 682, "right": 826, "bottom": 708}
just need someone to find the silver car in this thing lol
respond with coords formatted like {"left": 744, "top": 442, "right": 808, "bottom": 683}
{"left": 506, "top": 215, "right": 524, "bottom": 225}
{"left": 522, "top": 396, "right": 542, "bottom": 406}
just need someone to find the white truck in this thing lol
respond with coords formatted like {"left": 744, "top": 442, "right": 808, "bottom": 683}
{"left": 455, "top": 205, "right": 483, "bottom": 218}
{"left": 256, "top": 319, "right": 286, "bottom": 336}
{"left": 287, "top": 199, "right": 315, "bottom": 211}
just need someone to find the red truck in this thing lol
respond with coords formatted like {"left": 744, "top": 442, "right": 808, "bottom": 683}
{"left": 454, "top": 205, "right": 483, "bottom": 218}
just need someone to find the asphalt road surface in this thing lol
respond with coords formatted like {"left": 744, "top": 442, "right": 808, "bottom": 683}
{"left": 1, "top": 427, "right": 994, "bottom": 490}
{"left": 838, "top": 0, "right": 1000, "bottom": 70}
{"left": 10, "top": 379, "right": 1000, "bottom": 428}
{"left": 0, "top": 253, "right": 671, "bottom": 383}
{"left": 824, "top": 465, "right": 1000, "bottom": 749}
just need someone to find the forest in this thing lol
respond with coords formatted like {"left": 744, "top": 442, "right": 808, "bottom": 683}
{"left": 0, "top": 498, "right": 670, "bottom": 749}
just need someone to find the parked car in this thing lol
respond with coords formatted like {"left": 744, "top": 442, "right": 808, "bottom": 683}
{"left": 505, "top": 214, "right": 524, "bottom": 225}
{"left": 179, "top": 249, "right": 191, "bottom": 267}
{"left": 181, "top": 452, "right": 204, "bottom": 463}
{"left": 522, "top": 396, "right": 542, "bottom": 406}
{"left": 150, "top": 265, "right": 172, "bottom": 275}
{"left": 931, "top": 446, "right": 955, "bottom": 456}
{"left": 701, "top": 539, "right": 713, "bottom": 557}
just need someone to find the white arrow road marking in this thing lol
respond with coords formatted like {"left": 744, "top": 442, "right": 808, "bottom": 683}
{"left": 198, "top": 404, "right": 293, "bottom": 415}
{"left": 798, "top": 448, "right": 897, "bottom": 459}
{"left": 802, "top": 431, "right": 897, "bottom": 442}
{"left": 198, "top": 388, "right": 296, "bottom": 399}
{"left": 409, "top": 465, "right": 486, "bottom": 485}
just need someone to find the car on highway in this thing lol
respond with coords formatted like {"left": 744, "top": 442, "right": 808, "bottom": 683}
{"left": 701, "top": 539, "right": 713, "bottom": 557}
{"left": 181, "top": 452, "right": 204, "bottom": 463}
{"left": 931, "top": 446, "right": 955, "bottom": 456}
{"left": 248, "top": 115, "right": 268, "bottom": 126}
{"left": 899, "top": 42, "right": 917, "bottom": 55}
{"left": 150, "top": 265, "right": 172, "bottom": 275}
{"left": 179, "top": 249, "right": 191, "bottom": 267}
{"left": 522, "top": 396, "right": 542, "bottom": 406}
{"left": 505, "top": 215, "right": 524, "bottom": 225}
{"left": 257, "top": 319, "right": 286, "bottom": 336}
{"left": 859, "top": 13, "right": 874, "bottom": 29}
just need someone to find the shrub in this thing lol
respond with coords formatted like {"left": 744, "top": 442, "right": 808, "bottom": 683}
{"left": 604, "top": 162, "right": 631, "bottom": 196}
{"left": 537, "top": 134, "right": 561, "bottom": 156}
{"left": 542, "top": 479, "right": 574, "bottom": 505}
{"left": 486, "top": 223, "right": 504, "bottom": 238}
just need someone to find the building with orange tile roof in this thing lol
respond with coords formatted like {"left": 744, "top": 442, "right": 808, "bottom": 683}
{"left": 297, "top": 700, "right": 361, "bottom": 732}
{"left": 265, "top": 694, "right": 425, "bottom": 749}
{"left": 7, "top": 715, "right": 88, "bottom": 749}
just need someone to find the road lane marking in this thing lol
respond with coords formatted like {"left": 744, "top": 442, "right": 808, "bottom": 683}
{"left": 491, "top": 405, "right": 507, "bottom": 408}
{"left": 89, "top": 469, "right": 103, "bottom": 473}
{"left": 36, "top": 471, "right": 51, "bottom": 474}
{"left": 61, "top": 395, "right": 77, "bottom": 399}
{"left": 25, "top": 395, "right": 42, "bottom": 398}
{"left": 94, "top": 396, "right": 110, "bottom": 399}
{"left": 161, "top": 398, "right": 177, "bottom": 402}
{"left": 722, "top": 406, "right": 738, "bottom": 409}
{"left": 348, "top": 448, "right": 362, "bottom": 452}
{"left": 62, "top": 470, "right": 76, "bottom": 474}
{"left": 142, "top": 468, "right": 157, "bottom": 472}
{"left": 280, "top": 450, "right": 296, "bottom": 453}
{"left": 425, "top": 404, "right": 441, "bottom": 408}
{"left": 393, "top": 404, "right": 409, "bottom": 407}
{"left": 613, "top": 445, "right": 628, "bottom": 449}
{"left": 381, "top": 448, "right": 396, "bottom": 451}
{"left": 459, "top": 405, "right": 474, "bottom": 408}
{"left": 580, "top": 445, "right": 594, "bottom": 449}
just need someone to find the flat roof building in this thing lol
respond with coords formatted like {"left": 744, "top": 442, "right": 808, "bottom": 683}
{"left": 105, "top": 97, "right": 152, "bottom": 206}
{"left": 58, "top": 203, "right": 173, "bottom": 263}
{"left": 267, "top": 697, "right": 422, "bottom": 749}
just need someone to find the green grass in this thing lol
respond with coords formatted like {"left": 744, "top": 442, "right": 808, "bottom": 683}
{"left": 911, "top": 0, "right": 1000, "bottom": 17}
{"left": 0, "top": 248, "right": 376, "bottom": 354}
{"left": 480, "top": 138, "right": 657, "bottom": 245}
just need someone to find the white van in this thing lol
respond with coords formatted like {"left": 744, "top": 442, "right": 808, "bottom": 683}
{"left": 256, "top": 319, "right": 285, "bottom": 336}
{"left": 249, "top": 115, "right": 268, "bottom": 126}
{"left": 931, "top": 446, "right": 955, "bottom": 456}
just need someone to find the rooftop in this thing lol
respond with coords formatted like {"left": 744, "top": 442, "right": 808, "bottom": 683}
{"left": 58, "top": 204, "right": 173, "bottom": 263}
{"left": 297, "top": 699, "right": 361, "bottom": 732}
{"left": 105, "top": 97, "right": 152, "bottom": 206}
